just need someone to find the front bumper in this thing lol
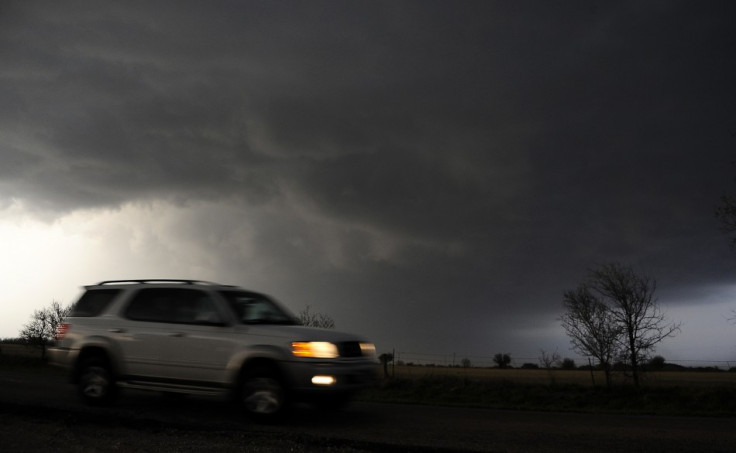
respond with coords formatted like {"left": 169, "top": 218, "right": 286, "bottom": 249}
{"left": 284, "top": 359, "right": 379, "bottom": 396}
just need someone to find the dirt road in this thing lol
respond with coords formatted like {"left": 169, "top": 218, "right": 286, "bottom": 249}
{"left": 1, "top": 368, "right": 735, "bottom": 452}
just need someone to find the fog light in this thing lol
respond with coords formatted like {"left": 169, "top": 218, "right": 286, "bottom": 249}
{"left": 312, "top": 375, "right": 336, "bottom": 386}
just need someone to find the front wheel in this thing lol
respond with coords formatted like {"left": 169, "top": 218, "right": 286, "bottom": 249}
{"left": 77, "top": 357, "right": 117, "bottom": 406}
{"left": 237, "top": 366, "right": 287, "bottom": 422}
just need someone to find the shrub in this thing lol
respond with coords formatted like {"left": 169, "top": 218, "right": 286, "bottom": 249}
{"left": 561, "top": 358, "right": 576, "bottom": 370}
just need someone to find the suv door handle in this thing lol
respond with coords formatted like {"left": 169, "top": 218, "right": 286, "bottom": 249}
{"left": 108, "top": 328, "right": 126, "bottom": 333}
{"left": 169, "top": 332, "right": 186, "bottom": 338}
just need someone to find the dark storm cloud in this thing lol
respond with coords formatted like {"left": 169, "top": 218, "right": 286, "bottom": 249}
{"left": 2, "top": 1, "right": 736, "bottom": 357}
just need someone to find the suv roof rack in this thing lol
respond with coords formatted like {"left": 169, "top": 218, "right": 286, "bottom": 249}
{"left": 95, "top": 279, "right": 221, "bottom": 286}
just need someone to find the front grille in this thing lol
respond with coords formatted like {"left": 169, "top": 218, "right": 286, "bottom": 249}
{"left": 337, "top": 341, "right": 363, "bottom": 358}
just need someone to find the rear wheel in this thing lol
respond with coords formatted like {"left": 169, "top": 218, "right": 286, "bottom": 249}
{"left": 77, "top": 357, "right": 117, "bottom": 406}
{"left": 237, "top": 365, "right": 287, "bottom": 422}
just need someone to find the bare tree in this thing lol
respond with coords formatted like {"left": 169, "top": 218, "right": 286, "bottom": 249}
{"left": 297, "top": 305, "right": 336, "bottom": 329}
{"left": 560, "top": 284, "right": 622, "bottom": 387}
{"left": 588, "top": 263, "right": 680, "bottom": 386}
{"left": 539, "top": 348, "right": 562, "bottom": 385}
{"left": 538, "top": 349, "right": 561, "bottom": 369}
{"left": 19, "top": 301, "right": 71, "bottom": 359}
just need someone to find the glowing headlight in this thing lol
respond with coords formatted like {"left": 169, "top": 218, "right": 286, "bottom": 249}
{"left": 359, "top": 342, "right": 376, "bottom": 356}
{"left": 291, "top": 341, "right": 339, "bottom": 358}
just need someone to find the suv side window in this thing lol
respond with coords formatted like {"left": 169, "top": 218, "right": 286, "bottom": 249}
{"left": 71, "top": 289, "right": 122, "bottom": 317}
{"left": 218, "top": 290, "right": 297, "bottom": 325}
{"left": 124, "top": 288, "right": 224, "bottom": 325}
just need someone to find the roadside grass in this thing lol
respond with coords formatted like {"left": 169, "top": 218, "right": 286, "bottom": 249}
{"left": 0, "top": 345, "right": 65, "bottom": 375}
{"left": 0, "top": 354, "right": 57, "bottom": 372}
{"left": 358, "top": 366, "right": 736, "bottom": 417}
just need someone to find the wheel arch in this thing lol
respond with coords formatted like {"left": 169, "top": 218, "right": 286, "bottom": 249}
{"left": 72, "top": 344, "right": 119, "bottom": 383}
{"left": 240, "top": 356, "right": 285, "bottom": 378}
{"left": 226, "top": 345, "right": 291, "bottom": 388}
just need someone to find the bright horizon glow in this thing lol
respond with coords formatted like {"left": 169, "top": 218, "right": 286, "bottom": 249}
{"left": 0, "top": 201, "right": 226, "bottom": 339}
{"left": 1, "top": 208, "right": 90, "bottom": 337}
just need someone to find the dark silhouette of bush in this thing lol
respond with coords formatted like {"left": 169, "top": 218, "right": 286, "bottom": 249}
{"left": 493, "top": 353, "right": 512, "bottom": 368}
{"left": 379, "top": 353, "right": 394, "bottom": 378}
{"left": 561, "top": 358, "right": 576, "bottom": 370}
{"left": 647, "top": 355, "right": 666, "bottom": 371}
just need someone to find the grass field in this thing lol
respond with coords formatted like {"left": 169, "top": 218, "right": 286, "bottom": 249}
{"left": 0, "top": 344, "right": 43, "bottom": 358}
{"left": 388, "top": 364, "right": 736, "bottom": 387}
{"left": 358, "top": 365, "right": 736, "bottom": 416}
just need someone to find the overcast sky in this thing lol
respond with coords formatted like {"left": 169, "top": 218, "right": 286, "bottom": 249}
{"left": 2, "top": 1, "right": 735, "bottom": 366}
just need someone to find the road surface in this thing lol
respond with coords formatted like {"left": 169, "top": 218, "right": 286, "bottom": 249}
{"left": 1, "top": 368, "right": 734, "bottom": 452}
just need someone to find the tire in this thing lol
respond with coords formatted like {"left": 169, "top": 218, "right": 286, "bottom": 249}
{"left": 237, "top": 365, "right": 287, "bottom": 422}
{"left": 77, "top": 357, "right": 117, "bottom": 406}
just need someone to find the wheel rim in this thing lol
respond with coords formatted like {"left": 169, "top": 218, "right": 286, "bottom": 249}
{"left": 242, "top": 377, "right": 283, "bottom": 415}
{"left": 82, "top": 366, "right": 109, "bottom": 398}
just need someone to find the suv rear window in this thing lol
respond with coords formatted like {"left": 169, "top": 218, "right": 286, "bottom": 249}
{"left": 70, "top": 289, "right": 122, "bottom": 317}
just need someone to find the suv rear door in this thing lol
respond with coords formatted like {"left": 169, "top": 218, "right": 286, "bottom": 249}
{"left": 122, "top": 287, "right": 236, "bottom": 385}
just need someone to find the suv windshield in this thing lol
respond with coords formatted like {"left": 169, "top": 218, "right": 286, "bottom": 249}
{"left": 219, "top": 290, "right": 298, "bottom": 325}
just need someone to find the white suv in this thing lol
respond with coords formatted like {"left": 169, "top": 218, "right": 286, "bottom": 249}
{"left": 49, "top": 280, "right": 377, "bottom": 420}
